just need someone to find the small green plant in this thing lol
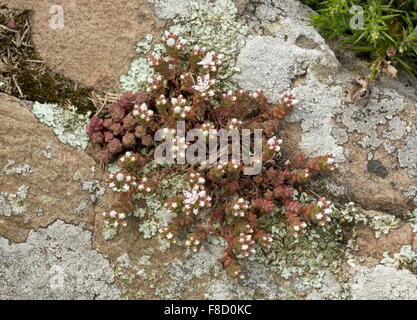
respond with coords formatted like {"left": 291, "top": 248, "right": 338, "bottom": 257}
{"left": 302, "top": 0, "right": 417, "bottom": 80}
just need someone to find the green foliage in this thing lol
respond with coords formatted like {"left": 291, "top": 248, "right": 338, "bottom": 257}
{"left": 301, "top": 0, "right": 417, "bottom": 79}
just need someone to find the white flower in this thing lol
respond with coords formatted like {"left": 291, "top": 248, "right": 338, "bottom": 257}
{"left": 197, "top": 52, "right": 215, "bottom": 66}
{"left": 198, "top": 190, "right": 206, "bottom": 198}
{"left": 166, "top": 38, "right": 176, "bottom": 47}
{"left": 192, "top": 74, "right": 212, "bottom": 92}
{"left": 116, "top": 173, "right": 124, "bottom": 182}
{"left": 183, "top": 188, "right": 200, "bottom": 205}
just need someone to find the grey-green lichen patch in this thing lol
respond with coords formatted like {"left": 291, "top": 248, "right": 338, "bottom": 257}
{"left": 398, "top": 126, "right": 417, "bottom": 178}
{"left": 289, "top": 73, "right": 346, "bottom": 161}
{"left": 82, "top": 179, "right": 105, "bottom": 205}
{"left": 253, "top": 201, "right": 361, "bottom": 295}
{"left": 74, "top": 199, "right": 89, "bottom": 217}
{"left": 2, "top": 160, "right": 33, "bottom": 176}
{"left": 120, "top": 57, "right": 154, "bottom": 92}
{"left": 147, "top": 0, "right": 191, "bottom": 20}
{"left": 42, "top": 146, "right": 54, "bottom": 159}
{"left": 31, "top": 102, "right": 90, "bottom": 150}
{"left": 0, "top": 220, "right": 120, "bottom": 300}
{"left": 0, "top": 185, "right": 29, "bottom": 217}
{"left": 121, "top": 0, "right": 248, "bottom": 92}
{"left": 407, "top": 209, "right": 417, "bottom": 232}
{"left": 138, "top": 219, "right": 159, "bottom": 239}
{"left": 381, "top": 245, "right": 417, "bottom": 273}
{"left": 369, "top": 214, "right": 401, "bottom": 239}
{"left": 404, "top": 186, "right": 417, "bottom": 206}
{"left": 350, "top": 265, "right": 417, "bottom": 300}
{"left": 135, "top": 164, "right": 188, "bottom": 241}
{"left": 338, "top": 87, "right": 407, "bottom": 150}
{"left": 102, "top": 224, "right": 118, "bottom": 241}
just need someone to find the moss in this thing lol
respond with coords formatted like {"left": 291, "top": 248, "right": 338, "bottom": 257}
{"left": 0, "top": 6, "right": 96, "bottom": 115}
{"left": 15, "top": 66, "right": 96, "bottom": 114}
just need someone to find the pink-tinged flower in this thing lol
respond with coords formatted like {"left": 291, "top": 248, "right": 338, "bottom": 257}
{"left": 198, "top": 52, "right": 215, "bottom": 67}
{"left": 183, "top": 187, "right": 200, "bottom": 205}
{"left": 267, "top": 136, "right": 283, "bottom": 153}
{"left": 192, "top": 74, "right": 215, "bottom": 93}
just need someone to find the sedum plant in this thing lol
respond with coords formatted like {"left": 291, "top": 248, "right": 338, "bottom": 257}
{"left": 86, "top": 31, "right": 337, "bottom": 280}
{"left": 302, "top": 0, "right": 417, "bottom": 80}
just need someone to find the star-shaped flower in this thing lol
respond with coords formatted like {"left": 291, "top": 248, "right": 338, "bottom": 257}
{"left": 192, "top": 74, "right": 213, "bottom": 92}
{"left": 183, "top": 187, "right": 200, "bottom": 205}
{"left": 197, "top": 52, "right": 215, "bottom": 67}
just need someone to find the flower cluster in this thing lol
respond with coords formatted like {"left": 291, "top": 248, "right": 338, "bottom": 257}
{"left": 103, "top": 209, "right": 128, "bottom": 229}
{"left": 226, "top": 198, "right": 250, "bottom": 218}
{"left": 108, "top": 171, "right": 137, "bottom": 193}
{"left": 171, "top": 95, "right": 192, "bottom": 119}
{"left": 87, "top": 31, "right": 338, "bottom": 280}
{"left": 133, "top": 103, "right": 154, "bottom": 122}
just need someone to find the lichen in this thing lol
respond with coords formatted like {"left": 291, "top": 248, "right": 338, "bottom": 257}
{"left": 253, "top": 198, "right": 358, "bottom": 293}
{"left": 0, "top": 185, "right": 29, "bottom": 217}
{"left": 147, "top": 0, "right": 191, "bottom": 20}
{"left": 120, "top": 0, "right": 248, "bottom": 93}
{"left": 381, "top": 245, "right": 417, "bottom": 274}
{"left": 134, "top": 163, "right": 188, "bottom": 241}
{"left": 42, "top": 146, "right": 54, "bottom": 159}
{"left": 407, "top": 208, "right": 417, "bottom": 233}
{"left": 2, "top": 160, "right": 33, "bottom": 176}
{"left": 31, "top": 102, "right": 90, "bottom": 150}
{"left": 369, "top": 214, "right": 401, "bottom": 239}
{"left": 81, "top": 179, "right": 105, "bottom": 205}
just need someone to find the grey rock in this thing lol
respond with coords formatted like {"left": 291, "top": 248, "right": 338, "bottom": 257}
{"left": 0, "top": 220, "right": 120, "bottom": 300}
{"left": 350, "top": 265, "right": 417, "bottom": 300}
